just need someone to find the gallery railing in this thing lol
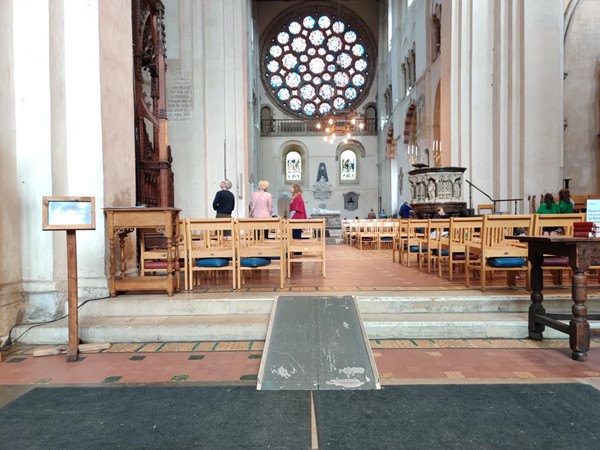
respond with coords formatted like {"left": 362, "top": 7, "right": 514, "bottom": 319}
{"left": 260, "top": 117, "right": 377, "bottom": 136}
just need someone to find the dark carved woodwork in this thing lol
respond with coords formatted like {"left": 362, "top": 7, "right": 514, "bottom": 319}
{"left": 132, "top": 0, "right": 174, "bottom": 207}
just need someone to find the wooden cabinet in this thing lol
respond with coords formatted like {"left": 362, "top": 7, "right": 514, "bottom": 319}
{"left": 104, "top": 207, "right": 181, "bottom": 297}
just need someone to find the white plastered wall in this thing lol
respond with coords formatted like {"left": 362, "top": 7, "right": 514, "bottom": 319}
{"left": 167, "top": 0, "right": 251, "bottom": 219}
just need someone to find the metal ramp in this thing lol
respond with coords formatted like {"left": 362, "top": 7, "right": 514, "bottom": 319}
{"left": 257, "top": 296, "right": 380, "bottom": 390}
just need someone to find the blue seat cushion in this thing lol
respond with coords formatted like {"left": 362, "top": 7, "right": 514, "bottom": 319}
{"left": 196, "top": 258, "right": 230, "bottom": 268}
{"left": 431, "top": 249, "right": 449, "bottom": 256}
{"left": 240, "top": 257, "right": 271, "bottom": 268}
{"left": 487, "top": 257, "right": 526, "bottom": 268}
{"left": 409, "top": 245, "right": 426, "bottom": 252}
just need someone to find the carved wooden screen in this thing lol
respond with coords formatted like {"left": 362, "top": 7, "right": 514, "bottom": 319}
{"left": 132, "top": 0, "right": 174, "bottom": 207}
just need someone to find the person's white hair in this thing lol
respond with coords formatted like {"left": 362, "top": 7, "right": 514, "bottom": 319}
{"left": 223, "top": 179, "right": 232, "bottom": 190}
{"left": 258, "top": 180, "right": 269, "bottom": 190}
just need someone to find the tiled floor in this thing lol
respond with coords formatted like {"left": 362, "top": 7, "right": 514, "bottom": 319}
{"left": 3, "top": 243, "right": 600, "bottom": 407}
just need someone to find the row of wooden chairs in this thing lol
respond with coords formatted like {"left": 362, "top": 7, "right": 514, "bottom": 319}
{"left": 392, "top": 213, "right": 590, "bottom": 291}
{"left": 140, "top": 218, "right": 326, "bottom": 291}
{"left": 341, "top": 219, "right": 400, "bottom": 250}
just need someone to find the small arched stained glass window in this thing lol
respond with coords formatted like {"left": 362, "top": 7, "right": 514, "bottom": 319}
{"left": 286, "top": 150, "right": 302, "bottom": 181}
{"left": 340, "top": 149, "right": 356, "bottom": 181}
{"left": 261, "top": 5, "right": 376, "bottom": 118}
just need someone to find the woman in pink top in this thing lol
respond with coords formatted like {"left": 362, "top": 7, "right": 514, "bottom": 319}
{"left": 249, "top": 180, "right": 273, "bottom": 218}
{"left": 289, "top": 183, "right": 307, "bottom": 239}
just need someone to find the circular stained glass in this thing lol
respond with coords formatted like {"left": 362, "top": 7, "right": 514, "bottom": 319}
{"left": 309, "top": 58, "right": 325, "bottom": 74}
{"left": 352, "top": 74, "right": 365, "bottom": 87}
{"left": 333, "top": 97, "right": 346, "bottom": 110}
{"left": 327, "top": 36, "right": 343, "bottom": 52}
{"left": 270, "top": 75, "right": 283, "bottom": 88}
{"left": 319, "top": 84, "right": 335, "bottom": 100}
{"left": 352, "top": 44, "right": 364, "bottom": 57}
{"left": 318, "top": 16, "right": 331, "bottom": 29}
{"left": 344, "top": 31, "right": 357, "bottom": 43}
{"left": 261, "top": 6, "right": 375, "bottom": 116}
{"left": 303, "top": 102, "right": 316, "bottom": 115}
{"left": 345, "top": 87, "right": 357, "bottom": 100}
{"left": 334, "top": 72, "right": 349, "bottom": 87}
{"left": 278, "top": 88, "right": 291, "bottom": 101}
{"left": 282, "top": 54, "right": 298, "bottom": 69}
{"left": 270, "top": 45, "right": 282, "bottom": 58}
{"left": 303, "top": 16, "right": 316, "bottom": 29}
{"left": 289, "top": 97, "right": 302, "bottom": 110}
{"left": 309, "top": 30, "right": 325, "bottom": 46}
{"left": 354, "top": 59, "right": 367, "bottom": 72}
{"left": 319, "top": 103, "right": 331, "bottom": 114}
{"left": 300, "top": 84, "right": 316, "bottom": 100}
{"left": 277, "top": 32, "right": 289, "bottom": 45}
{"left": 332, "top": 21, "right": 345, "bottom": 33}
{"left": 289, "top": 22, "right": 301, "bottom": 34}
{"left": 337, "top": 53, "right": 352, "bottom": 69}
{"left": 291, "top": 37, "right": 307, "bottom": 53}
{"left": 286, "top": 72, "right": 301, "bottom": 88}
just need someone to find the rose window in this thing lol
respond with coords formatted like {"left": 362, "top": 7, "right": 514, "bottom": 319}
{"left": 261, "top": 5, "right": 376, "bottom": 118}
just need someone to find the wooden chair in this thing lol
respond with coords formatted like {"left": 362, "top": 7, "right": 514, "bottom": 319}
{"left": 392, "top": 219, "right": 409, "bottom": 263}
{"left": 531, "top": 213, "right": 585, "bottom": 285}
{"left": 400, "top": 219, "right": 428, "bottom": 267}
{"left": 341, "top": 219, "right": 353, "bottom": 245}
{"left": 438, "top": 217, "right": 483, "bottom": 281}
{"left": 420, "top": 219, "right": 450, "bottom": 273}
{"left": 235, "top": 218, "right": 285, "bottom": 289}
{"left": 356, "top": 220, "right": 378, "bottom": 250}
{"left": 139, "top": 219, "right": 186, "bottom": 289}
{"left": 378, "top": 220, "right": 398, "bottom": 250}
{"left": 186, "top": 218, "right": 236, "bottom": 290}
{"left": 466, "top": 214, "right": 533, "bottom": 291}
{"left": 285, "top": 219, "right": 326, "bottom": 278}
{"left": 477, "top": 203, "right": 495, "bottom": 215}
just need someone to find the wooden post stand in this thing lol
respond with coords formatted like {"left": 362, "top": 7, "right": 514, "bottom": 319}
{"left": 42, "top": 196, "right": 96, "bottom": 362}
{"left": 66, "top": 230, "right": 79, "bottom": 361}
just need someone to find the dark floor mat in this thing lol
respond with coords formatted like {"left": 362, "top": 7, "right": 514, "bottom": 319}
{"left": 0, "top": 386, "right": 310, "bottom": 450}
{"left": 314, "top": 383, "right": 600, "bottom": 449}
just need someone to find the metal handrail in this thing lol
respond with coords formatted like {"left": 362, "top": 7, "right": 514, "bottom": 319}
{"left": 465, "top": 180, "right": 523, "bottom": 214}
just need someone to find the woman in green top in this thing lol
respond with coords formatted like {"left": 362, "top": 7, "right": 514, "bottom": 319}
{"left": 558, "top": 188, "right": 574, "bottom": 213}
{"left": 537, "top": 193, "right": 560, "bottom": 214}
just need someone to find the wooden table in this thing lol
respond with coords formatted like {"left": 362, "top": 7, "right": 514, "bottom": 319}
{"left": 513, "top": 236, "right": 600, "bottom": 361}
{"left": 104, "top": 207, "right": 181, "bottom": 297}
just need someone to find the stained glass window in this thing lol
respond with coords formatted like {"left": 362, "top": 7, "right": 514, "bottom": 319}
{"left": 261, "top": 6, "right": 376, "bottom": 117}
{"left": 340, "top": 150, "right": 356, "bottom": 180}
{"left": 286, "top": 150, "right": 302, "bottom": 181}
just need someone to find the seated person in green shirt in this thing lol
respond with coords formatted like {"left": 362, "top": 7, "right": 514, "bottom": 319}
{"left": 537, "top": 192, "right": 561, "bottom": 235}
{"left": 558, "top": 188, "right": 574, "bottom": 213}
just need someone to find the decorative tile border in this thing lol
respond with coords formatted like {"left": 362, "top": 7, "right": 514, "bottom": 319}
{"left": 7, "top": 338, "right": 600, "bottom": 356}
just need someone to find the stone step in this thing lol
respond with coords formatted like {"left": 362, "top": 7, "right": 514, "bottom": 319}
{"left": 12, "top": 311, "right": 591, "bottom": 345}
{"left": 12, "top": 294, "right": 598, "bottom": 345}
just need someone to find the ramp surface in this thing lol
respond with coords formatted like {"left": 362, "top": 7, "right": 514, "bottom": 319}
{"left": 258, "top": 295, "right": 380, "bottom": 390}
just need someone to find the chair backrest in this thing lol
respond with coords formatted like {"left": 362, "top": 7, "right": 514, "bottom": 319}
{"left": 235, "top": 218, "right": 285, "bottom": 257}
{"left": 531, "top": 213, "right": 586, "bottom": 236}
{"left": 480, "top": 214, "right": 533, "bottom": 249}
{"left": 447, "top": 217, "right": 483, "bottom": 249}
{"left": 186, "top": 218, "right": 235, "bottom": 259}
{"left": 477, "top": 203, "right": 495, "bottom": 215}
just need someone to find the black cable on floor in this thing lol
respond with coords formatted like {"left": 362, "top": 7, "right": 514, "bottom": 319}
{"left": 0, "top": 295, "right": 110, "bottom": 352}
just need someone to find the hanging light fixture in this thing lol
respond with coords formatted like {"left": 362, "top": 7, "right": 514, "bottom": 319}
{"left": 315, "top": 110, "right": 365, "bottom": 144}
